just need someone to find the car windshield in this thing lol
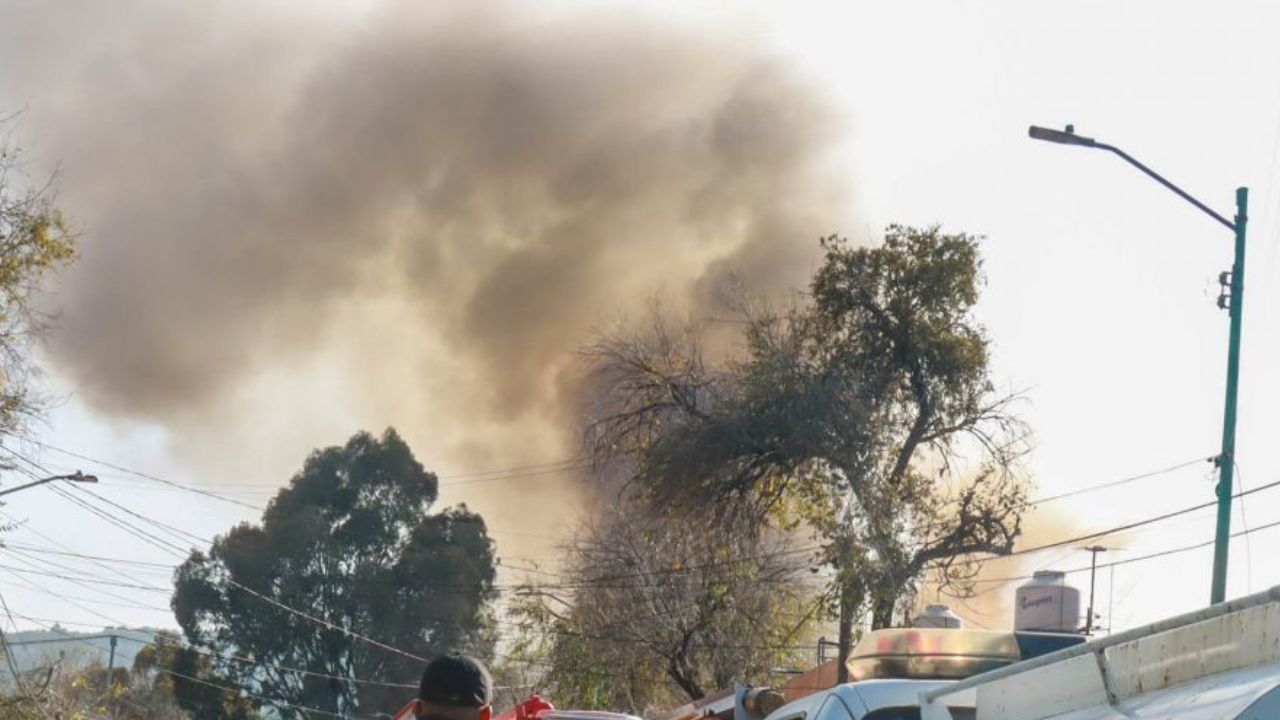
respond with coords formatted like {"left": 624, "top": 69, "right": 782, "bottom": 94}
{"left": 861, "top": 708, "right": 974, "bottom": 720}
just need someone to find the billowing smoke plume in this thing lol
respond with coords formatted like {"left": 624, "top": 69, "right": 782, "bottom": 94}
{"left": 0, "top": 1, "right": 853, "bottom": 538}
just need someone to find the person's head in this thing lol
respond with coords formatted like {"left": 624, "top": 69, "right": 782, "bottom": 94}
{"left": 414, "top": 655, "right": 493, "bottom": 720}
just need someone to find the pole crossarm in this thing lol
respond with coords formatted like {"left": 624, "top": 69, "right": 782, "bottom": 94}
{"left": 1094, "top": 143, "right": 1236, "bottom": 232}
{"left": 1028, "top": 125, "right": 1235, "bottom": 231}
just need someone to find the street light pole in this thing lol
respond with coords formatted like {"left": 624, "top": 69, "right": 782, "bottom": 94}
{"left": 1028, "top": 124, "right": 1247, "bottom": 605}
{"left": 0, "top": 471, "right": 99, "bottom": 498}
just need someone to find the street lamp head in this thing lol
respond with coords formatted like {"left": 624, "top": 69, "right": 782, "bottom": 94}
{"left": 1029, "top": 124, "right": 1096, "bottom": 147}
{"left": 71, "top": 471, "right": 99, "bottom": 484}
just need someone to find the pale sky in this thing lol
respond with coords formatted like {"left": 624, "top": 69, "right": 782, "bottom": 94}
{"left": 2, "top": 0, "right": 1280, "bottom": 647}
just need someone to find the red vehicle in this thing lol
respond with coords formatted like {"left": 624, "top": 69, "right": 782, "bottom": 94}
{"left": 395, "top": 694, "right": 641, "bottom": 720}
{"left": 495, "top": 695, "right": 642, "bottom": 720}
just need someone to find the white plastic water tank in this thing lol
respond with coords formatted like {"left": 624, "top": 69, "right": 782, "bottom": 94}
{"left": 1014, "top": 571, "right": 1081, "bottom": 632}
{"left": 912, "top": 604, "right": 964, "bottom": 629}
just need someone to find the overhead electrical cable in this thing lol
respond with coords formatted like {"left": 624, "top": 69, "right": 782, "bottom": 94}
{"left": 4, "top": 606, "right": 419, "bottom": 693}
{"left": 38, "top": 479, "right": 429, "bottom": 665}
{"left": 21, "top": 617, "right": 379, "bottom": 719}
{"left": 46, "top": 472, "right": 1280, "bottom": 596}
{"left": 928, "top": 477, "right": 1280, "bottom": 572}
{"left": 1026, "top": 455, "right": 1213, "bottom": 507}
{"left": 973, "top": 515, "right": 1280, "bottom": 588}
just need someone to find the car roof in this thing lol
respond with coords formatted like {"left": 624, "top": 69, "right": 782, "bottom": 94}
{"left": 847, "top": 680, "right": 959, "bottom": 712}
{"left": 763, "top": 680, "right": 961, "bottom": 720}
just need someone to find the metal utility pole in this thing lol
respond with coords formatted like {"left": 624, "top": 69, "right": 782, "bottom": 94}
{"left": 0, "top": 470, "right": 99, "bottom": 497}
{"left": 1028, "top": 124, "right": 1247, "bottom": 605}
{"left": 1215, "top": 187, "right": 1249, "bottom": 605}
{"left": 107, "top": 634, "right": 118, "bottom": 673}
{"left": 817, "top": 636, "right": 839, "bottom": 665}
{"left": 1082, "top": 545, "right": 1108, "bottom": 635}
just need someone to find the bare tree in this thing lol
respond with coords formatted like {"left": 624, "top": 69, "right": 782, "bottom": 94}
{"left": 0, "top": 119, "right": 77, "bottom": 443}
{"left": 504, "top": 504, "right": 821, "bottom": 714}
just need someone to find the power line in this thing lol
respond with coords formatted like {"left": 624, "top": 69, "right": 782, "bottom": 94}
{"left": 68, "top": 481, "right": 211, "bottom": 547}
{"left": 3, "top": 611, "right": 418, "bottom": 692}
{"left": 31, "top": 440, "right": 589, "bottom": 499}
{"left": 2, "top": 542, "right": 178, "bottom": 570}
{"left": 46, "top": 484, "right": 191, "bottom": 557}
{"left": 23, "top": 445, "right": 1261, "bottom": 647}
{"left": 3, "top": 466, "right": 549, "bottom": 676}
{"left": 11, "top": 459, "right": 199, "bottom": 563}
{"left": 0, "top": 599, "right": 419, "bottom": 692}
{"left": 18, "top": 617, "right": 378, "bottom": 719}
{"left": 34, "top": 474, "right": 431, "bottom": 665}
{"left": 18, "top": 475, "right": 1271, "bottom": 600}
{"left": 30, "top": 473, "right": 821, "bottom": 660}
{"left": 1026, "top": 456, "right": 1212, "bottom": 507}
{"left": 485, "top": 479, "right": 1280, "bottom": 590}
{"left": 438, "top": 456, "right": 587, "bottom": 479}
{"left": 935, "top": 477, "right": 1280, "bottom": 571}
{"left": 1234, "top": 460, "right": 1254, "bottom": 594}
{"left": 2, "top": 630, "right": 126, "bottom": 645}
{"left": 0, "top": 564, "right": 168, "bottom": 593}
{"left": 19, "top": 450, "right": 812, "bottom": 595}
{"left": 5, "top": 580, "right": 533, "bottom": 694}
{"left": 3, "top": 546, "right": 169, "bottom": 609}
{"left": 161, "top": 664, "right": 372, "bottom": 719}
{"left": 969, "top": 515, "right": 1280, "bottom": 590}
{"left": 14, "top": 456, "right": 1280, "bottom": 672}
{"left": 439, "top": 462, "right": 590, "bottom": 486}
{"left": 489, "top": 615, "right": 815, "bottom": 652}
{"left": 29, "top": 442, "right": 263, "bottom": 511}
{"left": 0, "top": 582, "right": 44, "bottom": 716}
{"left": 0, "top": 505, "right": 174, "bottom": 586}
{"left": 43, "top": 474, "right": 1261, "bottom": 596}
{"left": 15, "top": 460, "right": 437, "bottom": 666}
{"left": 3, "top": 564, "right": 158, "bottom": 630}
{"left": 125, "top": 635, "right": 419, "bottom": 691}
{"left": 23, "top": 443, "right": 1213, "bottom": 556}
{"left": 0, "top": 568, "right": 175, "bottom": 613}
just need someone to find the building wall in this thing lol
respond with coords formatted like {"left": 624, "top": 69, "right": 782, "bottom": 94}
{"left": 782, "top": 660, "right": 839, "bottom": 702}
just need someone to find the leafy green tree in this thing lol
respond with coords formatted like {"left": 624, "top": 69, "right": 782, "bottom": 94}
{"left": 584, "top": 226, "right": 1029, "bottom": 681}
{"left": 504, "top": 504, "right": 819, "bottom": 714}
{"left": 133, "top": 631, "right": 260, "bottom": 720}
{"left": 0, "top": 639, "right": 199, "bottom": 720}
{"left": 173, "top": 429, "right": 497, "bottom": 718}
{"left": 0, "top": 120, "right": 77, "bottom": 442}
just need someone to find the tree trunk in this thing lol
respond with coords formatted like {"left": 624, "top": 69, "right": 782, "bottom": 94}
{"left": 870, "top": 594, "right": 895, "bottom": 630}
{"left": 836, "top": 591, "right": 853, "bottom": 684}
{"left": 835, "top": 575, "right": 863, "bottom": 684}
{"left": 667, "top": 653, "right": 705, "bottom": 701}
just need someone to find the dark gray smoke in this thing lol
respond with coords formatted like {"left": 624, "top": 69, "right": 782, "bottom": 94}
{"left": 0, "top": 1, "right": 854, "bottom": 536}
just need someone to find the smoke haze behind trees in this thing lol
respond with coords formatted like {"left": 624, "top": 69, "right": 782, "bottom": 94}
{"left": 0, "top": 1, "right": 857, "bottom": 536}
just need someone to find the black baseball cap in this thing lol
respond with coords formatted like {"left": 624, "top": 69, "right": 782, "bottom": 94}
{"left": 418, "top": 655, "right": 493, "bottom": 708}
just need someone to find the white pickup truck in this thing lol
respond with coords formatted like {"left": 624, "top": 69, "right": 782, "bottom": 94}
{"left": 919, "top": 584, "right": 1280, "bottom": 720}
{"left": 736, "top": 626, "right": 1081, "bottom": 720}
{"left": 741, "top": 584, "right": 1280, "bottom": 720}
